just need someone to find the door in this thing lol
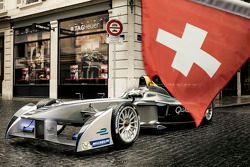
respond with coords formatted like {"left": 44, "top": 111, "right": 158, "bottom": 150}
{"left": 222, "top": 75, "right": 237, "bottom": 96}
{"left": 0, "top": 36, "right": 4, "bottom": 95}
{"left": 241, "top": 60, "right": 250, "bottom": 95}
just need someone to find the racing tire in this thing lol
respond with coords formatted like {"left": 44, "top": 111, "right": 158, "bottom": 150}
{"left": 202, "top": 103, "right": 214, "bottom": 125}
{"left": 111, "top": 102, "right": 140, "bottom": 149}
{"left": 36, "top": 98, "right": 66, "bottom": 135}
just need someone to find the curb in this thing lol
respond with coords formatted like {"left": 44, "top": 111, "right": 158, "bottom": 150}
{"left": 215, "top": 102, "right": 250, "bottom": 108}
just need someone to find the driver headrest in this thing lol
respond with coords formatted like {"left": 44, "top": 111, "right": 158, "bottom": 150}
{"left": 139, "top": 76, "right": 158, "bottom": 87}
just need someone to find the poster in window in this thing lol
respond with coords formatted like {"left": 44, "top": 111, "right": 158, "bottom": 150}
{"left": 70, "top": 65, "right": 79, "bottom": 80}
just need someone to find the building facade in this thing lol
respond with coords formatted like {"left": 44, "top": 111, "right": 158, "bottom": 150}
{"left": 0, "top": 0, "right": 249, "bottom": 100}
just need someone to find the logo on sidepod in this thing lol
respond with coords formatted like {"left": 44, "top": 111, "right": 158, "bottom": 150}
{"left": 96, "top": 128, "right": 109, "bottom": 135}
{"left": 81, "top": 141, "right": 92, "bottom": 150}
{"left": 175, "top": 106, "right": 187, "bottom": 115}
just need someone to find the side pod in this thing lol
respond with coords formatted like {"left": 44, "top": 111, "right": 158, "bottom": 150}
{"left": 76, "top": 108, "right": 114, "bottom": 152}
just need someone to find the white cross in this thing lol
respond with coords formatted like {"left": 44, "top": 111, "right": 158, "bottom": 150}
{"left": 156, "top": 23, "right": 221, "bottom": 78}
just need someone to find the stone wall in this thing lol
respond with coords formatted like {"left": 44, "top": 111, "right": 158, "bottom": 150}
{"left": 108, "top": 0, "right": 145, "bottom": 97}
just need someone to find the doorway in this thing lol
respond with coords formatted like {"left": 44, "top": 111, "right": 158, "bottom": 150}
{"left": 241, "top": 60, "right": 250, "bottom": 95}
{"left": 0, "top": 36, "right": 4, "bottom": 95}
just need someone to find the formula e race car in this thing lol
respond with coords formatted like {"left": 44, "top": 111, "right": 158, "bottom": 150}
{"left": 5, "top": 76, "right": 213, "bottom": 152}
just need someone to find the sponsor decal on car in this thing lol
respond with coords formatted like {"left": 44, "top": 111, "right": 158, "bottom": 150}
{"left": 175, "top": 106, "right": 187, "bottom": 115}
{"left": 81, "top": 141, "right": 92, "bottom": 150}
{"left": 96, "top": 128, "right": 109, "bottom": 136}
{"left": 89, "top": 138, "right": 110, "bottom": 148}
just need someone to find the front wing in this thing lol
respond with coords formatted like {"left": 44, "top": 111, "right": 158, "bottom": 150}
{"left": 5, "top": 107, "right": 114, "bottom": 152}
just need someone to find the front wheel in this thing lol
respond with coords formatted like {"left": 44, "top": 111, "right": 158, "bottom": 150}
{"left": 111, "top": 102, "right": 140, "bottom": 149}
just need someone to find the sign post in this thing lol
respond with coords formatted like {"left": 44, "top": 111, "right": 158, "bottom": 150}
{"left": 106, "top": 19, "right": 124, "bottom": 97}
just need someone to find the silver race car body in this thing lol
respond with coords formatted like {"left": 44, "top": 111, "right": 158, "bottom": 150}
{"left": 5, "top": 76, "right": 213, "bottom": 152}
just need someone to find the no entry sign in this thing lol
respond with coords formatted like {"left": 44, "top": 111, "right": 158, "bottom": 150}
{"left": 106, "top": 19, "right": 123, "bottom": 36}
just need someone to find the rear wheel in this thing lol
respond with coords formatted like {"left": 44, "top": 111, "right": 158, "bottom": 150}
{"left": 111, "top": 102, "right": 140, "bottom": 148}
{"left": 202, "top": 103, "right": 214, "bottom": 124}
{"left": 36, "top": 99, "right": 66, "bottom": 135}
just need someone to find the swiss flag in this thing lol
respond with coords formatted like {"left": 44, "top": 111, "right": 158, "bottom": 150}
{"left": 142, "top": 0, "right": 250, "bottom": 126}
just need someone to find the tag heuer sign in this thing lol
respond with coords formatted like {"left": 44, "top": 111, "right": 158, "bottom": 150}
{"left": 32, "top": 23, "right": 51, "bottom": 31}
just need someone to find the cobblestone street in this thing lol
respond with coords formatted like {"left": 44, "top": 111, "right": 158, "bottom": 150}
{"left": 0, "top": 99, "right": 249, "bottom": 167}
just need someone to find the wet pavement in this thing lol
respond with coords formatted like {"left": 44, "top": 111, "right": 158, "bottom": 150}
{"left": 0, "top": 98, "right": 249, "bottom": 167}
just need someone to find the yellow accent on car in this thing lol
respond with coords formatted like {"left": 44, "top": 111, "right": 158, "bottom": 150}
{"left": 143, "top": 76, "right": 158, "bottom": 87}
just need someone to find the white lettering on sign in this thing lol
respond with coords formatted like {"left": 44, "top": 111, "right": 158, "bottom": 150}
{"left": 156, "top": 23, "right": 221, "bottom": 78}
{"left": 70, "top": 23, "right": 100, "bottom": 32}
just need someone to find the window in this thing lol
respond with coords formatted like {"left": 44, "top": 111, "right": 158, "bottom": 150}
{"left": 16, "top": 0, "right": 22, "bottom": 7}
{"left": 14, "top": 24, "right": 50, "bottom": 85}
{"left": 59, "top": 14, "right": 109, "bottom": 86}
{"left": 26, "top": 0, "right": 40, "bottom": 5}
{"left": 0, "top": 0, "right": 4, "bottom": 11}
{"left": 17, "top": 0, "right": 42, "bottom": 7}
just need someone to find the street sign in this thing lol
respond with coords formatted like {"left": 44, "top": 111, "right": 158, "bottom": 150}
{"left": 32, "top": 23, "right": 51, "bottom": 31}
{"left": 107, "top": 35, "right": 124, "bottom": 43}
{"left": 106, "top": 19, "right": 123, "bottom": 36}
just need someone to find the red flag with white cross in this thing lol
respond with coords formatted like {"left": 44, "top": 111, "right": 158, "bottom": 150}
{"left": 142, "top": 0, "right": 250, "bottom": 126}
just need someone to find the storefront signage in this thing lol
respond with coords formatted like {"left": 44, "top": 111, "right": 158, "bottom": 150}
{"left": 60, "top": 28, "right": 75, "bottom": 36}
{"left": 70, "top": 22, "right": 100, "bottom": 32}
{"left": 106, "top": 19, "right": 123, "bottom": 36}
{"left": 59, "top": 14, "right": 108, "bottom": 36}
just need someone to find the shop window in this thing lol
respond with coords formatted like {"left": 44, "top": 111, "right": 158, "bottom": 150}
{"left": 15, "top": 41, "right": 50, "bottom": 85}
{"left": 14, "top": 25, "right": 50, "bottom": 86}
{"left": 58, "top": 14, "right": 109, "bottom": 99}
{"left": 59, "top": 14, "right": 109, "bottom": 86}
{"left": 60, "top": 34, "right": 108, "bottom": 85}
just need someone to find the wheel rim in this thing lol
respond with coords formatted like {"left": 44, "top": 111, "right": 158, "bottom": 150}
{"left": 205, "top": 106, "right": 213, "bottom": 120}
{"left": 117, "top": 106, "right": 139, "bottom": 143}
